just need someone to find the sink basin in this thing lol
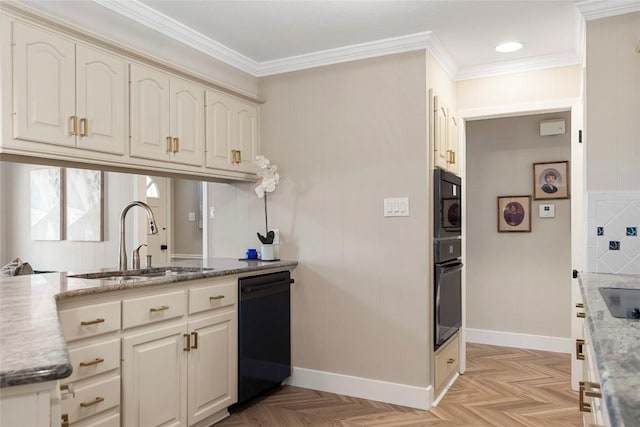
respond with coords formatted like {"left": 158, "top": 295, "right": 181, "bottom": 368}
{"left": 598, "top": 287, "right": 640, "bottom": 319}
{"left": 68, "top": 266, "right": 214, "bottom": 281}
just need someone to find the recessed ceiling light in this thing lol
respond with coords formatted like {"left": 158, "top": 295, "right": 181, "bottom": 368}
{"left": 495, "top": 42, "right": 523, "bottom": 53}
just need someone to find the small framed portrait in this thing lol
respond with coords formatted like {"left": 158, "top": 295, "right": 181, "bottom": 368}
{"left": 498, "top": 195, "right": 531, "bottom": 232}
{"left": 533, "top": 161, "right": 569, "bottom": 200}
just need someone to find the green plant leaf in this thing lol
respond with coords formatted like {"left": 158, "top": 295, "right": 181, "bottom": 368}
{"left": 257, "top": 230, "right": 275, "bottom": 244}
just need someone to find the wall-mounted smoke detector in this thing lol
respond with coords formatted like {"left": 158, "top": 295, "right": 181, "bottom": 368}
{"left": 540, "top": 119, "right": 566, "bottom": 136}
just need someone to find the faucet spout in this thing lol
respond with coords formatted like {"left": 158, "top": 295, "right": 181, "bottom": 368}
{"left": 119, "top": 201, "right": 158, "bottom": 271}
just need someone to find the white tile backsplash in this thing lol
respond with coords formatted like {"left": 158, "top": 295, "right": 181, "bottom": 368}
{"left": 586, "top": 192, "right": 640, "bottom": 274}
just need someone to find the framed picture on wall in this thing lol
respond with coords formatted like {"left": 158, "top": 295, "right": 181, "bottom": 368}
{"left": 498, "top": 195, "right": 531, "bottom": 232}
{"left": 533, "top": 161, "right": 569, "bottom": 200}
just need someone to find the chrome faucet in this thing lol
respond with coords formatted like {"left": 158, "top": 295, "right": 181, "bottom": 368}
{"left": 119, "top": 201, "right": 158, "bottom": 271}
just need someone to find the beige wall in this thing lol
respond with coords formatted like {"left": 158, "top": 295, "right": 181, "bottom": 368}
{"left": 210, "top": 51, "right": 431, "bottom": 387}
{"left": 466, "top": 112, "right": 572, "bottom": 338}
{"left": 458, "top": 65, "right": 582, "bottom": 112}
{"left": 585, "top": 12, "right": 640, "bottom": 192}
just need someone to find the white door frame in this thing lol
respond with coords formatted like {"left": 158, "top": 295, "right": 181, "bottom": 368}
{"left": 457, "top": 97, "right": 584, "bottom": 375}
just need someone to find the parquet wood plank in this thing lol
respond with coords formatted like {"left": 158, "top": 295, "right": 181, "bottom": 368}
{"left": 216, "top": 343, "right": 581, "bottom": 426}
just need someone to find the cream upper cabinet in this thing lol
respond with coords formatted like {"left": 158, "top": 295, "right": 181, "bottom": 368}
{"left": 205, "top": 90, "right": 259, "bottom": 173}
{"left": 130, "top": 63, "right": 204, "bottom": 167}
{"left": 430, "top": 89, "right": 459, "bottom": 175}
{"left": 12, "top": 21, "right": 126, "bottom": 154}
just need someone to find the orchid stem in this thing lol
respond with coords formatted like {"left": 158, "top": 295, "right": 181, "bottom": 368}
{"left": 264, "top": 193, "right": 268, "bottom": 235}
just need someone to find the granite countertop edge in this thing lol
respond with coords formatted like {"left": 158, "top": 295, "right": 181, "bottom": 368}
{"left": 578, "top": 272, "right": 640, "bottom": 427}
{"left": 0, "top": 258, "right": 297, "bottom": 389}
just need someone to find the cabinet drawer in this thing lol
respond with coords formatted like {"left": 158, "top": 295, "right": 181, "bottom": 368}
{"left": 67, "top": 411, "right": 119, "bottom": 427}
{"left": 189, "top": 281, "right": 236, "bottom": 314}
{"left": 122, "top": 290, "right": 186, "bottom": 329}
{"left": 434, "top": 333, "right": 459, "bottom": 392}
{"left": 64, "top": 338, "right": 120, "bottom": 383}
{"left": 61, "top": 375, "right": 120, "bottom": 423}
{"left": 59, "top": 301, "right": 121, "bottom": 342}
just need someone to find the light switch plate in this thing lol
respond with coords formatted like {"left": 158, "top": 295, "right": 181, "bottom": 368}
{"left": 539, "top": 204, "right": 555, "bottom": 218}
{"left": 384, "top": 197, "right": 410, "bottom": 217}
{"left": 188, "top": 212, "right": 196, "bottom": 221}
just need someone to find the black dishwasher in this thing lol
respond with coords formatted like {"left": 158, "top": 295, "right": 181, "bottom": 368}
{"left": 236, "top": 271, "right": 293, "bottom": 405}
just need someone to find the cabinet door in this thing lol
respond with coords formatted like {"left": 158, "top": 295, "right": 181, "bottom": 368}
{"left": 76, "top": 44, "right": 127, "bottom": 154}
{"left": 12, "top": 21, "right": 75, "bottom": 147}
{"left": 234, "top": 99, "right": 259, "bottom": 173}
{"left": 122, "top": 323, "right": 188, "bottom": 427}
{"left": 433, "top": 95, "right": 449, "bottom": 170}
{"left": 130, "top": 63, "right": 171, "bottom": 162}
{"left": 447, "top": 114, "right": 460, "bottom": 175}
{"left": 204, "top": 90, "right": 234, "bottom": 170}
{"left": 187, "top": 311, "right": 237, "bottom": 425}
{"left": 170, "top": 77, "right": 204, "bottom": 166}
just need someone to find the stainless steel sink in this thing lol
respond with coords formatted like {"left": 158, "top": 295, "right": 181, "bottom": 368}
{"left": 68, "top": 266, "right": 214, "bottom": 281}
{"left": 598, "top": 287, "right": 640, "bottom": 319}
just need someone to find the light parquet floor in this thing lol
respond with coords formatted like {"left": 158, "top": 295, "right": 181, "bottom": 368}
{"left": 216, "top": 343, "right": 581, "bottom": 427}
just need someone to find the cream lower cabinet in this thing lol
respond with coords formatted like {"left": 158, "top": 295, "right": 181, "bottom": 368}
{"left": 579, "top": 323, "right": 611, "bottom": 427}
{"left": 122, "top": 279, "right": 237, "bottom": 427}
{"left": 433, "top": 332, "right": 460, "bottom": 397}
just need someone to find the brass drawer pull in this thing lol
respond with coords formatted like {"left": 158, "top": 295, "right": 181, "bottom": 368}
{"left": 183, "top": 333, "right": 191, "bottom": 351}
{"left": 150, "top": 305, "right": 170, "bottom": 312}
{"left": 191, "top": 331, "right": 198, "bottom": 349}
{"left": 173, "top": 137, "right": 179, "bottom": 153}
{"left": 167, "top": 136, "right": 172, "bottom": 153}
{"left": 80, "top": 396, "right": 104, "bottom": 408}
{"left": 447, "top": 358, "right": 455, "bottom": 364}
{"left": 579, "top": 381, "right": 602, "bottom": 413}
{"left": 209, "top": 295, "right": 225, "bottom": 301}
{"left": 576, "top": 339, "right": 585, "bottom": 360}
{"left": 61, "top": 414, "right": 69, "bottom": 427}
{"left": 576, "top": 303, "right": 584, "bottom": 308}
{"left": 577, "top": 312, "right": 586, "bottom": 318}
{"left": 80, "top": 318, "right": 105, "bottom": 326}
{"left": 79, "top": 357, "right": 105, "bottom": 367}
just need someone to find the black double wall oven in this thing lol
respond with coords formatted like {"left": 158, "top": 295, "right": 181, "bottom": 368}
{"left": 434, "top": 169, "right": 462, "bottom": 350}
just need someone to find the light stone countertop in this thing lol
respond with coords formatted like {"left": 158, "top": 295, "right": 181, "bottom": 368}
{"left": 0, "top": 258, "right": 297, "bottom": 388}
{"left": 578, "top": 272, "right": 640, "bottom": 427}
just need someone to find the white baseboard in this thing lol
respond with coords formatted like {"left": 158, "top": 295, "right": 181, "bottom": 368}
{"left": 465, "top": 328, "right": 572, "bottom": 354}
{"left": 285, "top": 367, "right": 432, "bottom": 410}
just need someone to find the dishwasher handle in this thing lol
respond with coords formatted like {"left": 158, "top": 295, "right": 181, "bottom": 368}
{"left": 241, "top": 278, "right": 294, "bottom": 294}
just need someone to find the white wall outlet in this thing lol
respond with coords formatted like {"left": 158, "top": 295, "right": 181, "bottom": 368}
{"left": 209, "top": 207, "right": 215, "bottom": 220}
{"left": 188, "top": 212, "right": 196, "bottom": 221}
{"left": 383, "top": 197, "right": 410, "bottom": 217}
{"left": 271, "top": 229, "right": 280, "bottom": 244}
{"left": 539, "top": 204, "right": 555, "bottom": 218}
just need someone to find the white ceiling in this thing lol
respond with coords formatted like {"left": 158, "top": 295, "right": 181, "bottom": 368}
{"left": 19, "top": 0, "right": 640, "bottom": 80}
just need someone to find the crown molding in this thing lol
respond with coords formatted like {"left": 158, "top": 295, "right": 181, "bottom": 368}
{"left": 577, "top": 0, "right": 640, "bottom": 20}
{"left": 256, "top": 31, "right": 435, "bottom": 77}
{"left": 94, "top": 0, "right": 260, "bottom": 75}
{"left": 423, "top": 34, "right": 459, "bottom": 80}
{"left": 455, "top": 51, "right": 582, "bottom": 81}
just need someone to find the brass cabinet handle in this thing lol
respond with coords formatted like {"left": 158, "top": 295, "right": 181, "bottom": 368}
{"left": 576, "top": 303, "right": 584, "bottom": 308}
{"left": 579, "top": 383, "right": 591, "bottom": 412}
{"left": 150, "top": 305, "right": 169, "bottom": 312}
{"left": 579, "top": 381, "right": 602, "bottom": 413}
{"left": 447, "top": 358, "right": 455, "bottom": 364}
{"left": 231, "top": 149, "right": 241, "bottom": 164}
{"left": 70, "top": 115, "right": 78, "bottom": 136}
{"left": 191, "top": 331, "right": 198, "bottom": 349}
{"left": 447, "top": 150, "right": 456, "bottom": 164}
{"left": 183, "top": 333, "right": 191, "bottom": 351}
{"left": 79, "top": 357, "right": 104, "bottom": 367}
{"left": 577, "top": 312, "right": 586, "bottom": 318}
{"left": 60, "top": 383, "right": 75, "bottom": 399}
{"left": 80, "top": 117, "right": 89, "bottom": 137}
{"left": 61, "top": 414, "right": 70, "bottom": 427}
{"left": 576, "top": 339, "right": 585, "bottom": 360}
{"left": 209, "top": 295, "right": 224, "bottom": 301}
{"left": 166, "top": 136, "right": 172, "bottom": 153}
{"left": 80, "top": 318, "right": 105, "bottom": 326}
{"left": 80, "top": 396, "right": 104, "bottom": 408}
{"left": 173, "top": 137, "right": 179, "bottom": 153}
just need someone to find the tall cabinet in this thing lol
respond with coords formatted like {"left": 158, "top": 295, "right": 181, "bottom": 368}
{"left": 430, "top": 89, "right": 460, "bottom": 176}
